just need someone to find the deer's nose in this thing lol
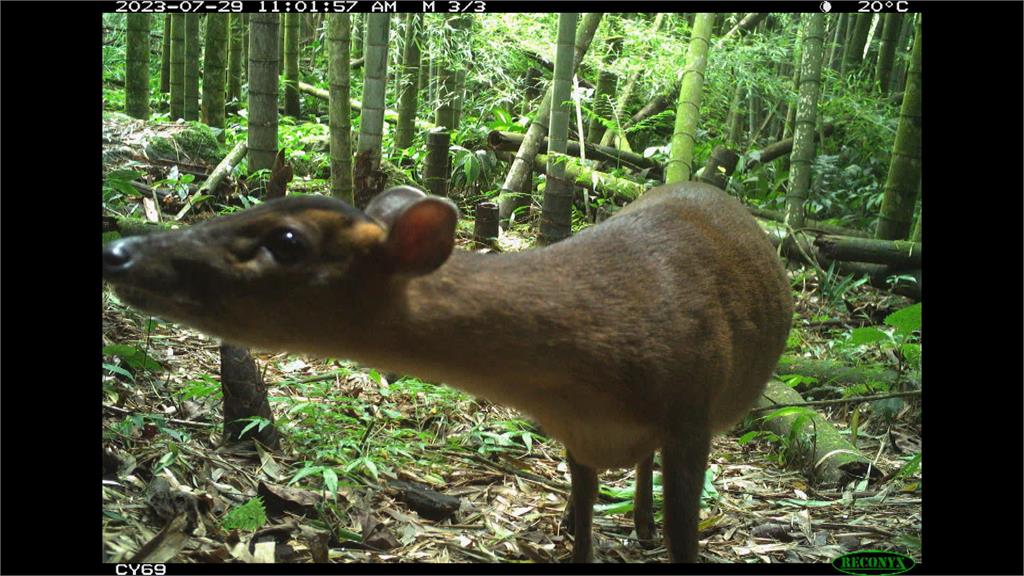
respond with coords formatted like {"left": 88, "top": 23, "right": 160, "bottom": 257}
{"left": 103, "top": 237, "right": 139, "bottom": 277}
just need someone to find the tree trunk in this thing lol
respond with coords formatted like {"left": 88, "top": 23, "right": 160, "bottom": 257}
{"left": 394, "top": 13, "right": 421, "bottom": 151}
{"left": 776, "top": 356, "right": 904, "bottom": 397}
{"left": 497, "top": 13, "right": 602, "bottom": 224}
{"left": 169, "top": 14, "right": 185, "bottom": 119}
{"left": 863, "top": 15, "right": 881, "bottom": 71}
{"left": 665, "top": 13, "right": 715, "bottom": 184}
{"left": 283, "top": 13, "right": 301, "bottom": 116}
{"left": 202, "top": 14, "right": 228, "bottom": 129}
{"left": 240, "top": 14, "right": 249, "bottom": 86}
{"left": 355, "top": 14, "right": 391, "bottom": 206}
{"left": 725, "top": 81, "right": 745, "bottom": 146}
{"left": 827, "top": 13, "right": 846, "bottom": 71}
{"left": 473, "top": 202, "right": 499, "bottom": 247}
{"left": 782, "top": 14, "right": 805, "bottom": 141}
{"left": 586, "top": 35, "right": 622, "bottom": 144}
{"left": 424, "top": 129, "right": 450, "bottom": 198}
{"left": 889, "top": 14, "right": 915, "bottom": 95}
{"left": 160, "top": 15, "right": 171, "bottom": 94}
{"left": 183, "top": 14, "right": 200, "bottom": 121}
{"left": 746, "top": 87, "right": 761, "bottom": 147}
{"left": 328, "top": 14, "right": 354, "bottom": 204}
{"left": 784, "top": 14, "right": 825, "bottom": 228}
{"left": 874, "top": 13, "right": 901, "bottom": 95}
{"left": 587, "top": 70, "right": 617, "bottom": 145}
{"left": 299, "top": 81, "right": 434, "bottom": 131}
{"left": 452, "top": 69, "right": 467, "bottom": 130}
{"left": 813, "top": 234, "right": 920, "bottom": 268}
{"left": 746, "top": 204, "right": 868, "bottom": 238}
{"left": 698, "top": 146, "right": 739, "bottom": 190}
{"left": 539, "top": 13, "right": 579, "bottom": 245}
{"left": 248, "top": 14, "right": 280, "bottom": 173}
{"left": 521, "top": 66, "right": 542, "bottom": 116}
{"left": 434, "top": 15, "right": 468, "bottom": 130}
{"left": 625, "top": 85, "right": 676, "bottom": 132}
{"left": 763, "top": 224, "right": 920, "bottom": 299}
{"left": 350, "top": 13, "right": 363, "bottom": 60}
{"left": 278, "top": 16, "right": 285, "bottom": 71}
{"left": 841, "top": 13, "right": 871, "bottom": 77}
{"left": 227, "top": 14, "right": 244, "bottom": 109}
{"left": 125, "top": 14, "right": 150, "bottom": 120}
{"left": 875, "top": 18, "right": 921, "bottom": 241}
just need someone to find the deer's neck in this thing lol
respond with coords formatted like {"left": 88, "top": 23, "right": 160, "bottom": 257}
{"left": 346, "top": 250, "right": 559, "bottom": 390}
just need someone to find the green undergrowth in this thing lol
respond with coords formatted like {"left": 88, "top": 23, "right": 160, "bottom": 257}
{"left": 103, "top": 294, "right": 556, "bottom": 496}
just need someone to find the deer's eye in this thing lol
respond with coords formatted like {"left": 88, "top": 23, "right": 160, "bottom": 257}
{"left": 263, "top": 228, "right": 309, "bottom": 265}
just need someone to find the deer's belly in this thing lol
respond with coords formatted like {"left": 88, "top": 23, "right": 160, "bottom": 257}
{"left": 542, "top": 415, "right": 661, "bottom": 469}
{"left": 443, "top": 373, "right": 661, "bottom": 469}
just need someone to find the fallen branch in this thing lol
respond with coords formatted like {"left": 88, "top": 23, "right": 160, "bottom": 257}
{"left": 175, "top": 140, "right": 248, "bottom": 220}
{"left": 488, "top": 130, "right": 661, "bottom": 177}
{"left": 750, "top": 390, "right": 921, "bottom": 413}
{"left": 717, "top": 13, "right": 769, "bottom": 45}
{"left": 494, "top": 150, "right": 646, "bottom": 202}
{"left": 776, "top": 356, "right": 906, "bottom": 394}
{"left": 754, "top": 380, "right": 884, "bottom": 486}
{"left": 746, "top": 205, "right": 869, "bottom": 238}
{"left": 745, "top": 124, "right": 836, "bottom": 169}
{"left": 298, "top": 81, "right": 435, "bottom": 132}
{"left": 762, "top": 223, "right": 921, "bottom": 300}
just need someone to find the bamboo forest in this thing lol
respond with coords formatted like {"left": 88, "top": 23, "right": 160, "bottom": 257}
{"left": 101, "top": 10, "right": 924, "bottom": 564}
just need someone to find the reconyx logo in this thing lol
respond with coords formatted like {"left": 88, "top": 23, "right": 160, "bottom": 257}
{"left": 833, "top": 550, "right": 916, "bottom": 576}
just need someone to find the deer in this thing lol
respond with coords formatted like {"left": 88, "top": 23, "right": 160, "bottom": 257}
{"left": 103, "top": 181, "right": 793, "bottom": 562}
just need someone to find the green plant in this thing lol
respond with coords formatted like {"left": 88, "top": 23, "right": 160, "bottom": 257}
{"left": 153, "top": 442, "right": 180, "bottom": 473}
{"left": 595, "top": 470, "right": 666, "bottom": 516}
{"left": 484, "top": 107, "right": 522, "bottom": 133}
{"left": 893, "top": 452, "right": 921, "bottom": 481}
{"left": 102, "top": 344, "right": 164, "bottom": 374}
{"left": 780, "top": 373, "right": 818, "bottom": 388}
{"left": 106, "top": 414, "right": 147, "bottom": 440}
{"left": 151, "top": 168, "right": 196, "bottom": 202}
{"left": 467, "top": 419, "right": 537, "bottom": 456}
{"left": 103, "top": 362, "right": 135, "bottom": 383}
{"left": 846, "top": 303, "right": 921, "bottom": 375}
{"left": 235, "top": 416, "right": 273, "bottom": 439}
{"left": 222, "top": 497, "right": 268, "bottom": 531}
{"left": 815, "top": 262, "right": 869, "bottom": 308}
{"left": 758, "top": 406, "right": 818, "bottom": 466}
{"left": 103, "top": 413, "right": 190, "bottom": 445}
{"left": 290, "top": 464, "right": 341, "bottom": 493}
{"left": 103, "top": 168, "right": 146, "bottom": 203}
{"left": 449, "top": 145, "right": 495, "bottom": 196}
{"left": 180, "top": 374, "right": 222, "bottom": 401}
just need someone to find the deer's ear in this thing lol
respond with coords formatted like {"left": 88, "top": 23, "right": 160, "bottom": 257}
{"left": 367, "top": 187, "right": 458, "bottom": 276}
{"left": 366, "top": 186, "right": 430, "bottom": 227}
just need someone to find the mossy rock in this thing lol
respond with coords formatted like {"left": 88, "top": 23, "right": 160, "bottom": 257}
{"left": 145, "top": 122, "right": 222, "bottom": 165}
{"left": 103, "top": 110, "right": 139, "bottom": 124}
